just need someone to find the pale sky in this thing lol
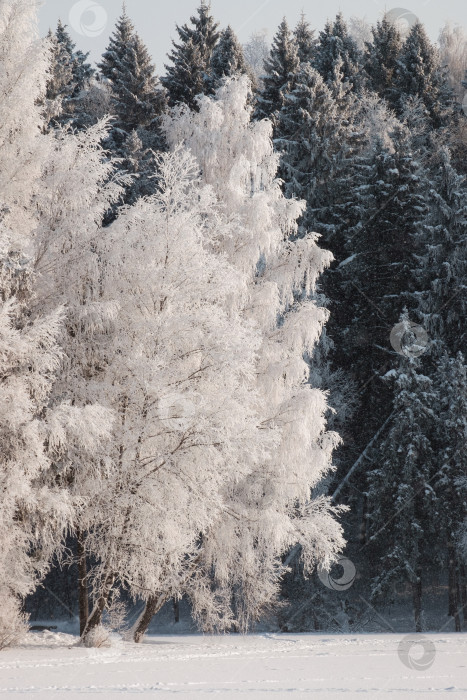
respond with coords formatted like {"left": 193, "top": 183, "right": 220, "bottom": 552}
{"left": 38, "top": 0, "right": 467, "bottom": 72}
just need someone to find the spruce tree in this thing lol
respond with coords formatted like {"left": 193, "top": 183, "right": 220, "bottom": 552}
{"left": 416, "top": 148, "right": 467, "bottom": 357}
{"left": 337, "top": 126, "right": 428, "bottom": 377}
{"left": 98, "top": 9, "right": 165, "bottom": 135}
{"left": 432, "top": 352, "right": 467, "bottom": 630}
{"left": 209, "top": 26, "right": 251, "bottom": 90}
{"left": 254, "top": 18, "right": 299, "bottom": 129}
{"left": 275, "top": 62, "right": 357, "bottom": 520}
{"left": 162, "top": 2, "right": 219, "bottom": 109}
{"left": 364, "top": 17, "right": 402, "bottom": 109}
{"left": 327, "top": 122, "right": 431, "bottom": 496}
{"left": 366, "top": 324, "right": 437, "bottom": 632}
{"left": 276, "top": 63, "right": 346, "bottom": 236}
{"left": 98, "top": 8, "right": 166, "bottom": 210}
{"left": 293, "top": 12, "right": 316, "bottom": 64}
{"left": 45, "top": 20, "right": 94, "bottom": 129}
{"left": 395, "top": 22, "right": 453, "bottom": 128}
{"left": 313, "top": 13, "right": 361, "bottom": 91}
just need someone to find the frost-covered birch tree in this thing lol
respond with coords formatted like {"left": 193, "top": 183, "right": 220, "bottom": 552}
{"left": 0, "top": 0, "right": 108, "bottom": 645}
{"left": 58, "top": 146, "right": 267, "bottom": 643}
{"left": 154, "top": 76, "right": 346, "bottom": 636}
{"left": 32, "top": 119, "right": 125, "bottom": 634}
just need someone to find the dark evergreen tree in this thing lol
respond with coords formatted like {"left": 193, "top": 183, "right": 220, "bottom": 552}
{"left": 313, "top": 13, "right": 362, "bottom": 92}
{"left": 45, "top": 20, "right": 94, "bottom": 129}
{"left": 364, "top": 17, "right": 402, "bottom": 109}
{"left": 337, "top": 126, "right": 428, "bottom": 378}
{"left": 209, "top": 26, "right": 251, "bottom": 90}
{"left": 416, "top": 148, "right": 467, "bottom": 357}
{"left": 161, "top": 2, "right": 219, "bottom": 109}
{"left": 323, "top": 123, "right": 430, "bottom": 508}
{"left": 254, "top": 18, "right": 299, "bottom": 129}
{"left": 98, "top": 8, "right": 166, "bottom": 215}
{"left": 448, "top": 68, "right": 467, "bottom": 176}
{"left": 395, "top": 22, "right": 453, "bottom": 128}
{"left": 366, "top": 322, "right": 437, "bottom": 632}
{"left": 276, "top": 63, "right": 347, "bottom": 236}
{"left": 432, "top": 352, "right": 467, "bottom": 631}
{"left": 98, "top": 9, "right": 165, "bottom": 135}
{"left": 293, "top": 12, "right": 316, "bottom": 64}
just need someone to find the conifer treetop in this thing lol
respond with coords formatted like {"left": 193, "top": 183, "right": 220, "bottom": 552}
{"left": 162, "top": 2, "right": 220, "bottom": 109}
{"left": 294, "top": 12, "right": 316, "bottom": 64}
{"left": 98, "top": 9, "right": 163, "bottom": 133}
{"left": 210, "top": 25, "right": 251, "bottom": 89}
{"left": 396, "top": 21, "right": 453, "bottom": 127}
{"left": 313, "top": 12, "right": 361, "bottom": 89}
{"left": 254, "top": 17, "right": 300, "bottom": 125}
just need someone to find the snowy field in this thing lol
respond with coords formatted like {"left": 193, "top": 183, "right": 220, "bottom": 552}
{"left": 1, "top": 632, "right": 467, "bottom": 698}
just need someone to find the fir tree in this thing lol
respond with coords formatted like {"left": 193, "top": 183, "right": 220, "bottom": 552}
{"left": 364, "top": 17, "right": 403, "bottom": 109}
{"left": 327, "top": 122, "right": 430, "bottom": 490}
{"left": 396, "top": 22, "right": 453, "bottom": 128}
{"left": 209, "top": 25, "right": 251, "bottom": 90}
{"left": 338, "top": 126, "right": 428, "bottom": 372}
{"left": 98, "top": 8, "right": 166, "bottom": 210}
{"left": 416, "top": 148, "right": 467, "bottom": 357}
{"left": 367, "top": 316, "right": 437, "bottom": 632}
{"left": 275, "top": 63, "right": 346, "bottom": 235}
{"left": 294, "top": 12, "right": 316, "bottom": 64}
{"left": 432, "top": 352, "right": 467, "bottom": 631}
{"left": 313, "top": 13, "right": 362, "bottom": 91}
{"left": 98, "top": 8, "right": 165, "bottom": 135}
{"left": 45, "top": 20, "right": 94, "bottom": 129}
{"left": 254, "top": 18, "right": 299, "bottom": 128}
{"left": 162, "top": 2, "right": 219, "bottom": 109}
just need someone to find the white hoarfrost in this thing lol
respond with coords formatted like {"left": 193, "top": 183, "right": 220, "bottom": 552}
{"left": 76, "top": 147, "right": 269, "bottom": 638}
{"left": 0, "top": 0, "right": 345, "bottom": 646}
{"left": 163, "top": 76, "right": 345, "bottom": 632}
{"left": 0, "top": 0, "right": 68, "bottom": 644}
{"left": 0, "top": 0, "right": 115, "bottom": 645}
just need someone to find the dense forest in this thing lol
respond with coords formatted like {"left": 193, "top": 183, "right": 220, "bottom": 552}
{"left": 1, "top": 0, "right": 466, "bottom": 649}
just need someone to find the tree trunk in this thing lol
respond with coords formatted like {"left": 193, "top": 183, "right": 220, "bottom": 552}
{"left": 448, "top": 542, "right": 461, "bottom": 630}
{"left": 412, "top": 567, "right": 422, "bottom": 632}
{"left": 81, "top": 571, "right": 115, "bottom": 640}
{"left": 359, "top": 492, "right": 368, "bottom": 545}
{"left": 77, "top": 529, "right": 89, "bottom": 637}
{"left": 448, "top": 542, "right": 457, "bottom": 618}
{"left": 459, "top": 563, "right": 467, "bottom": 630}
{"left": 133, "top": 593, "right": 168, "bottom": 643}
{"left": 455, "top": 571, "right": 462, "bottom": 632}
{"left": 173, "top": 597, "right": 180, "bottom": 623}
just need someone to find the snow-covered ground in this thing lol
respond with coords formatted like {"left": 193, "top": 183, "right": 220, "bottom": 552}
{"left": 1, "top": 632, "right": 466, "bottom": 698}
